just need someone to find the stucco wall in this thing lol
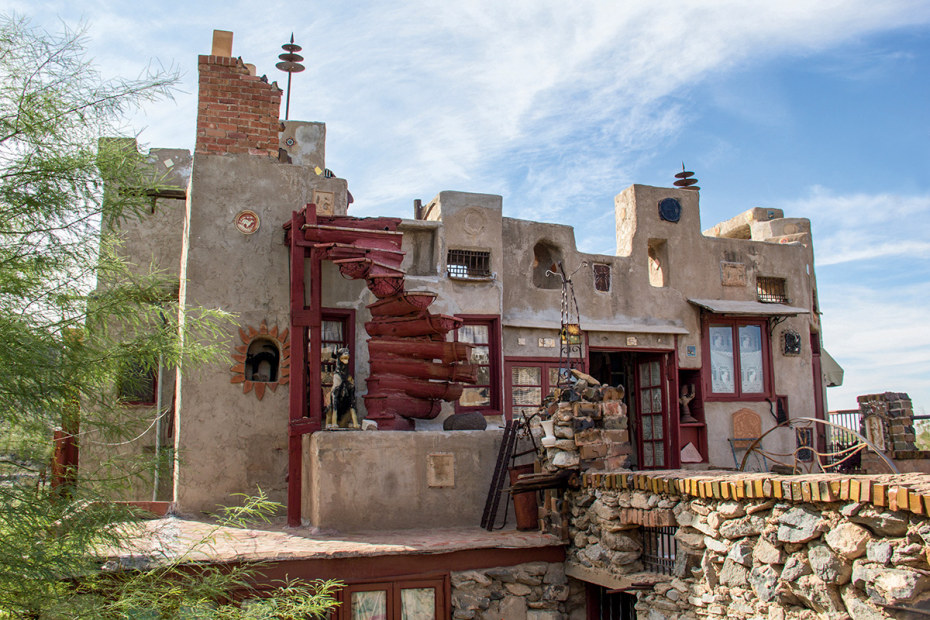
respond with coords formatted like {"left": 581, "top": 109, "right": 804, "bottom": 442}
{"left": 174, "top": 152, "right": 347, "bottom": 514}
{"left": 303, "top": 430, "right": 505, "bottom": 530}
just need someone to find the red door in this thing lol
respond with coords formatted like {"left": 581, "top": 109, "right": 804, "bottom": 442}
{"left": 635, "top": 354, "right": 671, "bottom": 469}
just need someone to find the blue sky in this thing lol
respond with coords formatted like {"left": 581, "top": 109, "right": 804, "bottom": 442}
{"left": 10, "top": 1, "right": 929, "bottom": 413}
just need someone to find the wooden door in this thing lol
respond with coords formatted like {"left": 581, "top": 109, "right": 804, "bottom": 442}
{"left": 635, "top": 354, "right": 670, "bottom": 469}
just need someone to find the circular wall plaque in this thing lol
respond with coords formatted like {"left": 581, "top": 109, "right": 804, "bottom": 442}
{"left": 462, "top": 207, "right": 488, "bottom": 236}
{"left": 235, "top": 210, "right": 260, "bottom": 234}
{"left": 658, "top": 198, "right": 682, "bottom": 222}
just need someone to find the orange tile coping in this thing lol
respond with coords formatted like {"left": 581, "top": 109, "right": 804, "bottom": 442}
{"left": 582, "top": 470, "right": 930, "bottom": 516}
{"left": 103, "top": 521, "right": 564, "bottom": 565}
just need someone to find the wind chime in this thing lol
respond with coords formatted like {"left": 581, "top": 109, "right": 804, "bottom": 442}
{"left": 546, "top": 261, "right": 587, "bottom": 389}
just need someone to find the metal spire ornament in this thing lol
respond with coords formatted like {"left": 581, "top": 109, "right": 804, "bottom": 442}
{"left": 674, "top": 162, "right": 700, "bottom": 191}
{"left": 276, "top": 33, "right": 305, "bottom": 120}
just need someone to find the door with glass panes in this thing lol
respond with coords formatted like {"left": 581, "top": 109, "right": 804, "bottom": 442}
{"left": 634, "top": 354, "right": 671, "bottom": 469}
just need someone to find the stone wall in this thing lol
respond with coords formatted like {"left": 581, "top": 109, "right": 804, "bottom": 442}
{"left": 451, "top": 562, "right": 585, "bottom": 620}
{"left": 567, "top": 470, "right": 930, "bottom": 619}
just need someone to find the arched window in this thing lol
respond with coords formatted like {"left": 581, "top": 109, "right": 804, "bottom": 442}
{"left": 245, "top": 338, "right": 279, "bottom": 383}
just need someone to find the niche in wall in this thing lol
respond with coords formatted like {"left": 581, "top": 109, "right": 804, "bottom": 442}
{"left": 230, "top": 321, "right": 290, "bottom": 400}
{"left": 532, "top": 241, "right": 563, "bottom": 289}
{"left": 648, "top": 239, "right": 669, "bottom": 288}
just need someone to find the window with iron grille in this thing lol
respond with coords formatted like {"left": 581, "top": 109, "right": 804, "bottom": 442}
{"left": 593, "top": 263, "right": 611, "bottom": 292}
{"left": 641, "top": 526, "right": 677, "bottom": 575}
{"left": 756, "top": 276, "right": 788, "bottom": 303}
{"left": 447, "top": 249, "right": 491, "bottom": 279}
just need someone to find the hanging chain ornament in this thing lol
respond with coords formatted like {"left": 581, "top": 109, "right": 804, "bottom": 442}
{"left": 546, "top": 261, "right": 588, "bottom": 389}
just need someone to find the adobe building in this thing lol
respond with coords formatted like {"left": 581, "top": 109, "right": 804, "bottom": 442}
{"left": 89, "top": 30, "right": 927, "bottom": 619}
{"left": 91, "top": 29, "right": 844, "bottom": 521}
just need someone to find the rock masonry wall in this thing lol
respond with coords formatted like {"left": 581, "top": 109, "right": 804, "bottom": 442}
{"left": 569, "top": 471, "right": 930, "bottom": 619}
{"left": 450, "top": 562, "right": 585, "bottom": 620}
{"left": 535, "top": 379, "right": 633, "bottom": 541}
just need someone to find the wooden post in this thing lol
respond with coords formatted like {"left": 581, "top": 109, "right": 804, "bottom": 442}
{"left": 287, "top": 207, "right": 308, "bottom": 527}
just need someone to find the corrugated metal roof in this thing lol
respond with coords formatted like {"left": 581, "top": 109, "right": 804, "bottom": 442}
{"left": 688, "top": 298, "right": 809, "bottom": 316}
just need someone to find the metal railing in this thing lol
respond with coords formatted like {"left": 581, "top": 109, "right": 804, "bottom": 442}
{"left": 641, "top": 526, "right": 677, "bottom": 575}
{"left": 826, "top": 409, "right": 862, "bottom": 472}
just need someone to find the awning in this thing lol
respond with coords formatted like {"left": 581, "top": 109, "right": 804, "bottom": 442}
{"left": 821, "top": 348, "right": 844, "bottom": 387}
{"left": 688, "top": 298, "right": 810, "bottom": 316}
{"left": 502, "top": 315, "right": 689, "bottom": 335}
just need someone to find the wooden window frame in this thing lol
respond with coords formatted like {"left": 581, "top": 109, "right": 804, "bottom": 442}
{"left": 335, "top": 573, "right": 449, "bottom": 620}
{"left": 592, "top": 263, "right": 611, "bottom": 292}
{"left": 453, "top": 315, "right": 501, "bottom": 416}
{"left": 504, "top": 357, "right": 567, "bottom": 422}
{"left": 701, "top": 316, "right": 773, "bottom": 402}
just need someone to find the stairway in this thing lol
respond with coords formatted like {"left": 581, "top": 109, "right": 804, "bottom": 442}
{"left": 302, "top": 215, "right": 475, "bottom": 430}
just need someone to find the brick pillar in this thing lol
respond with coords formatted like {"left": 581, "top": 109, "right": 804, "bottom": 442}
{"left": 195, "top": 55, "right": 283, "bottom": 156}
{"left": 858, "top": 392, "right": 915, "bottom": 454}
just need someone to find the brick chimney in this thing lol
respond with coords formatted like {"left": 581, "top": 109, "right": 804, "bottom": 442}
{"left": 195, "top": 30, "right": 283, "bottom": 157}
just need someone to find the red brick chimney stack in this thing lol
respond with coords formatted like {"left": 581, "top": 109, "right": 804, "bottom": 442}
{"left": 195, "top": 30, "right": 283, "bottom": 157}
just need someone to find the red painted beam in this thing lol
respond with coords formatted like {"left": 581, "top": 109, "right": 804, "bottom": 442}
{"left": 287, "top": 207, "right": 309, "bottom": 527}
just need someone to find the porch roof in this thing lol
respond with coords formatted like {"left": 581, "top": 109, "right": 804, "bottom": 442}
{"left": 502, "top": 315, "right": 689, "bottom": 335}
{"left": 687, "top": 298, "right": 809, "bottom": 316}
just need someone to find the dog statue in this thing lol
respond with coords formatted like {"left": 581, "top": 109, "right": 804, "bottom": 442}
{"left": 326, "top": 347, "right": 359, "bottom": 429}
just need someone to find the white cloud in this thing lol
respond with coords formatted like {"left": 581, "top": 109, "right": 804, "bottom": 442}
{"left": 13, "top": 1, "right": 930, "bottom": 217}
{"left": 773, "top": 187, "right": 930, "bottom": 412}
{"left": 9, "top": 1, "right": 930, "bottom": 415}
{"left": 819, "top": 281, "right": 930, "bottom": 412}
{"left": 781, "top": 187, "right": 930, "bottom": 265}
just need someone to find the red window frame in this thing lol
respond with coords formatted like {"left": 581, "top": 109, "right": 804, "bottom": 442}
{"left": 452, "top": 315, "right": 501, "bottom": 416}
{"left": 335, "top": 574, "right": 449, "bottom": 620}
{"left": 504, "top": 357, "right": 569, "bottom": 422}
{"left": 701, "top": 316, "right": 773, "bottom": 401}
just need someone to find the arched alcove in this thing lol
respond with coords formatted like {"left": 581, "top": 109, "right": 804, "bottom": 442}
{"left": 245, "top": 338, "right": 280, "bottom": 382}
{"left": 532, "top": 241, "right": 562, "bottom": 289}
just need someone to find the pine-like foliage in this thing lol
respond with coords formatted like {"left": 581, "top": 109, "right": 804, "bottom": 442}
{"left": 0, "top": 16, "right": 339, "bottom": 618}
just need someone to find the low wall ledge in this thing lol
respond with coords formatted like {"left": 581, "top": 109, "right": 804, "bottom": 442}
{"left": 582, "top": 469, "right": 930, "bottom": 515}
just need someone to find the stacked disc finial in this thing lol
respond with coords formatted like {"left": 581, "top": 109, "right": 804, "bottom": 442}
{"left": 674, "top": 163, "right": 700, "bottom": 191}
{"left": 276, "top": 34, "right": 305, "bottom": 120}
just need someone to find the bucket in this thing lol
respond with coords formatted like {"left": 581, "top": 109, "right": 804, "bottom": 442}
{"left": 509, "top": 464, "right": 539, "bottom": 531}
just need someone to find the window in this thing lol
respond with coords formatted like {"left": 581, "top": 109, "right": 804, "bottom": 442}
{"left": 593, "top": 263, "right": 611, "bottom": 292}
{"left": 119, "top": 360, "right": 157, "bottom": 405}
{"left": 336, "top": 576, "right": 447, "bottom": 620}
{"left": 704, "top": 318, "right": 771, "bottom": 399}
{"left": 506, "top": 360, "right": 564, "bottom": 421}
{"left": 586, "top": 584, "right": 637, "bottom": 620}
{"left": 757, "top": 276, "right": 788, "bottom": 303}
{"left": 447, "top": 249, "right": 491, "bottom": 279}
{"left": 453, "top": 316, "right": 501, "bottom": 414}
{"left": 642, "top": 526, "right": 678, "bottom": 575}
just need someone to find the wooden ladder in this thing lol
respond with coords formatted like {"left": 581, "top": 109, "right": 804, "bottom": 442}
{"left": 481, "top": 420, "right": 520, "bottom": 530}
